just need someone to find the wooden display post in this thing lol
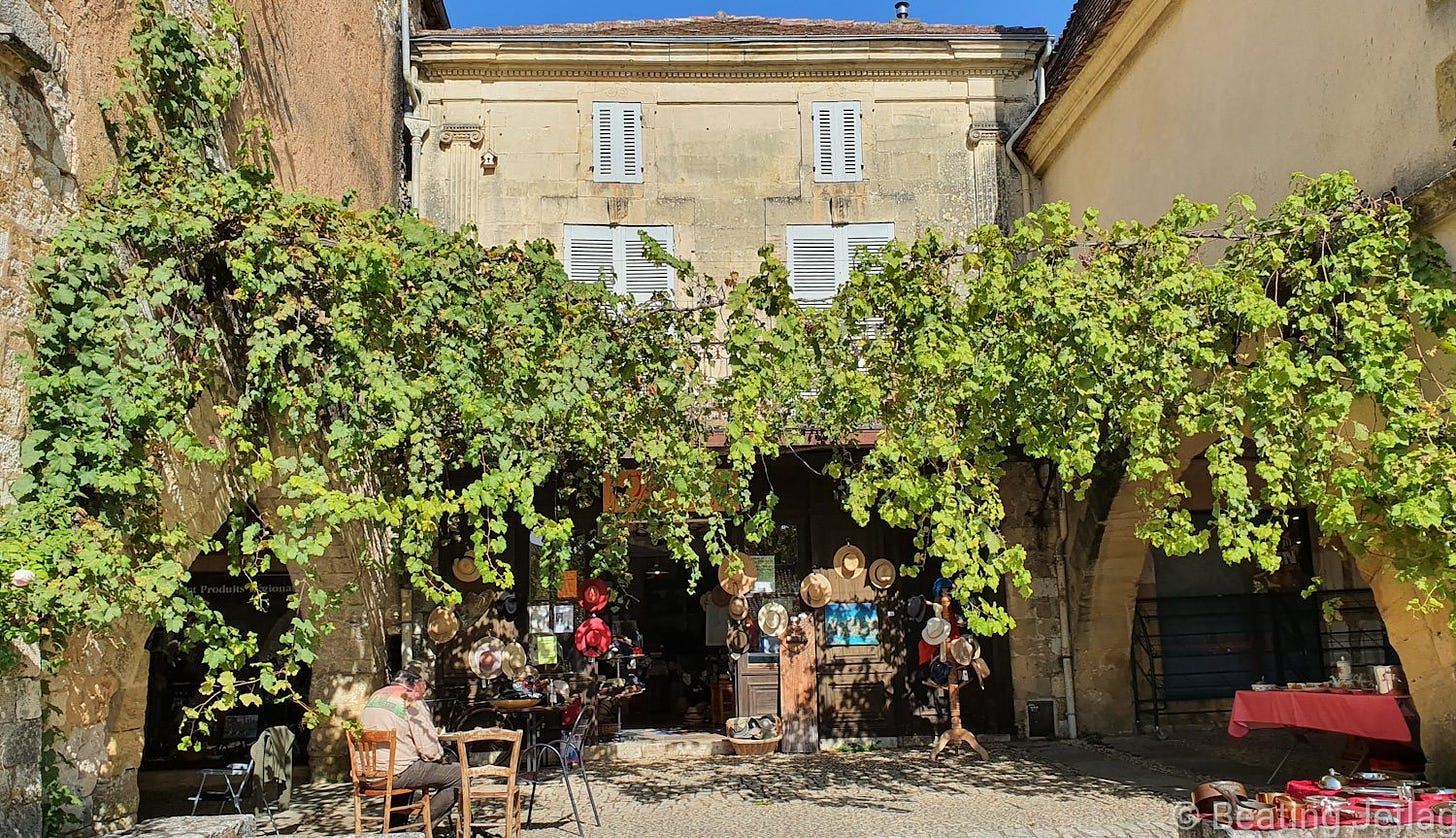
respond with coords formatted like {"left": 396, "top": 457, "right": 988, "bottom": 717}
{"left": 931, "top": 622, "right": 988, "bottom": 761}
{"left": 779, "top": 614, "right": 819, "bottom": 754}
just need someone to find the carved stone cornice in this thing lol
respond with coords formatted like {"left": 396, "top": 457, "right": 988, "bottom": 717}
{"left": 967, "top": 121, "right": 1008, "bottom": 146}
{"left": 421, "top": 64, "right": 1024, "bottom": 82}
{"left": 437, "top": 123, "right": 484, "bottom": 148}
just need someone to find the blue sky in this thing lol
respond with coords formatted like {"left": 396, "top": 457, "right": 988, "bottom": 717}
{"left": 443, "top": 0, "right": 1076, "bottom": 34}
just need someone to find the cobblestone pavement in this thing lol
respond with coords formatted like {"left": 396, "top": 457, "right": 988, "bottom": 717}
{"left": 271, "top": 741, "right": 1188, "bottom": 838}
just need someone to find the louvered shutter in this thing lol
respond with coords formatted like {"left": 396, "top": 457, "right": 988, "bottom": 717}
{"left": 593, "top": 103, "right": 615, "bottom": 182}
{"left": 812, "top": 101, "right": 862, "bottom": 183}
{"left": 593, "top": 102, "right": 643, "bottom": 184}
{"left": 564, "top": 224, "right": 617, "bottom": 286}
{"left": 622, "top": 226, "right": 673, "bottom": 301}
{"left": 787, "top": 225, "right": 840, "bottom": 307}
{"left": 846, "top": 222, "right": 893, "bottom": 274}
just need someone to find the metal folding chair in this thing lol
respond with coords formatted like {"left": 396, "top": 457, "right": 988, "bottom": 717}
{"left": 189, "top": 760, "right": 252, "bottom": 817}
{"left": 521, "top": 702, "right": 600, "bottom": 836}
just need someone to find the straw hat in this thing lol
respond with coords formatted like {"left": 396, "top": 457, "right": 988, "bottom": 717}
{"left": 833, "top": 544, "right": 866, "bottom": 579}
{"left": 726, "top": 627, "right": 750, "bottom": 655}
{"left": 800, "top": 572, "right": 833, "bottom": 609}
{"left": 949, "top": 636, "right": 981, "bottom": 667}
{"left": 758, "top": 602, "right": 789, "bottom": 638}
{"left": 501, "top": 641, "right": 528, "bottom": 678}
{"left": 718, "top": 552, "right": 758, "bottom": 597}
{"left": 453, "top": 556, "right": 481, "bottom": 583}
{"left": 575, "top": 616, "right": 612, "bottom": 658}
{"left": 868, "top": 559, "right": 897, "bottom": 589}
{"left": 426, "top": 606, "right": 460, "bottom": 643}
{"left": 728, "top": 595, "right": 750, "bottom": 622}
{"left": 579, "top": 578, "right": 610, "bottom": 613}
{"left": 469, "top": 636, "right": 504, "bottom": 678}
{"left": 922, "top": 616, "right": 951, "bottom": 646}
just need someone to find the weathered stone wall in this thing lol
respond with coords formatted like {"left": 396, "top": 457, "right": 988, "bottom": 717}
{"left": 0, "top": 0, "right": 414, "bottom": 833}
{"left": 0, "top": 641, "right": 43, "bottom": 838}
{"left": 413, "top": 38, "right": 1041, "bottom": 275}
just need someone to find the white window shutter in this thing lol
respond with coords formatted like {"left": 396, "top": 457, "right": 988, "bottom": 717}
{"left": 841, "top": 102, "right": 862, "bottom": 181}
{"left": 564, "top": 224, "right": 617, "bottom": 286}
{"left": 813, "top": 103, "right": 836, "bottom": 183}
{"left": 593, "top": 103, "right": 614, "bottom": 182}
{"left": 620, "top": 104, "right": 643, "bottom": 183}
{"left": 787, "top": 225, "right": 840, "bottom": 306}
{"left": 622, "top": 226, "right": 674, "bottom": 301}
{"left": 846, "top": 222, "right": 894, "bottom": 274}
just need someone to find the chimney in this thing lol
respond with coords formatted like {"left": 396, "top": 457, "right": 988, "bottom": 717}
{"left": 894, "top": 1, "right": 909, "bottom": 19}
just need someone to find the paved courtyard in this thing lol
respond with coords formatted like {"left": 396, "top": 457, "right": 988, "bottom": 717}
{"left": 142, "top": 728, "right": 1360, "bottom": 838}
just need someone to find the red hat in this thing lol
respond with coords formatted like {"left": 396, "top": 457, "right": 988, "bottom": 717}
{"left": 579, "top": 578, "right": 610, "bottom": 613}
{"left": 575, "top": 616, "right": 612, "bottom": 658}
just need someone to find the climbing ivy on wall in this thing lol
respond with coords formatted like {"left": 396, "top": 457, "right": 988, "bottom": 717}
{"left": 0, "top": 8, "right": 1454, "bottom": 827}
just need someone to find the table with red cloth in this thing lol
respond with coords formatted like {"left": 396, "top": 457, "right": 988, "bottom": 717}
{"left": 1227, "top": 690, "right": 1414, "bottom": 742}
{"left": 1190, "top": 785, "right": 1456, "bottom": 831}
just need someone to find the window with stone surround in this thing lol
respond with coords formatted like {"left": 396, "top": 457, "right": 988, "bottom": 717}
{"left": 592, "top": 102, "right": 644, "bottom": 184}
{"left": 811, "top": 101, "right": 863, "bottom": 183}
{"left": 563, "top": 224, "right": 674, "bottom": 301}
{"left": 785, "top": 222, "right": 893, "bottom": 307}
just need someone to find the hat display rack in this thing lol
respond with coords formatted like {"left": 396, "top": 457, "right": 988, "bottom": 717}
{"left": 906, "top": 583, "right": 991, "bottom": 761}
{"left": 717, "top": 552, "right": 807, "bottom": 661}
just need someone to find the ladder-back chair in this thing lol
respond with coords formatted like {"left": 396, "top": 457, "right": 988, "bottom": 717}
{"left": 346, "top": 729, "right": 434, "bottom": 836}
{"left": 445, "top": 727, "right": 523, "bottom": 838}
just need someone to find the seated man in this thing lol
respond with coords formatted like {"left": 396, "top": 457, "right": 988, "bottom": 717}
{"left": 362, "top": 665, "right": 459, "bottom": 829}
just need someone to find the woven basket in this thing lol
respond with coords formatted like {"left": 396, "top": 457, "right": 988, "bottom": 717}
{"left": 726, "top": 735, "right": 782, "bottom": 756}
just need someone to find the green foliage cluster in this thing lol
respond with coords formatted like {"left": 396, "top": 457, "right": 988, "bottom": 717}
{"left": 0, "top": 8, "right": 1454, "bottom": 824}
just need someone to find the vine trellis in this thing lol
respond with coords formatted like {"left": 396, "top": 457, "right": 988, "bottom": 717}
{"left": 1, "top": 3, "right": 1455, "bottom": 831}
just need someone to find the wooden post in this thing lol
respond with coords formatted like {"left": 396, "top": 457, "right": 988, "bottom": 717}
{"left": 780, "top": 614, "right": 819, "bottom": 753}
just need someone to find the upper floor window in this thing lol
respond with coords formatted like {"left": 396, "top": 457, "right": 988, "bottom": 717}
{"left": 812, "top": 101, "right": 862, "bottom": 183}
{"left": 592, "top": 102, "right": 643, "bottom": 184}
{"left": 564, "top": 224, "right": 674, "bottom": 301}
{"left": 785, "top": 222, "right": 894, "bottom": 306}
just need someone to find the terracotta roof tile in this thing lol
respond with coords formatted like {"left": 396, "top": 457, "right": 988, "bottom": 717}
{"left": 423, "top": 15, "right": 1043, "bottom": 40}
{"left": 1013, "top": 0, "right": 1133, "bottom": 154}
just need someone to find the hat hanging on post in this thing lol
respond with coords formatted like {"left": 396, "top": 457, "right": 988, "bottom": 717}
{"left": 905, "top": 595, "right": 930, "bottom": 623}
{"left": 758, "top": 602, "right": 789, "bottom": 638}
{"left": 469, "top": 636, "right": 504, "bottom": 678}
{"left": 453, "top": 555, "right": 481, "bottom": 583}
{"left": 800, "top": 572, "right": 833, "bottom": 609}
{"left": 931, "top": 577, "right": 953, "bottom": 600}
{"left": 575, "top": 616, "right": 613, "bottom": 658}
{"left": 927, "top": 660, "right": 953, "bottom": 686}
{"left": 718, "top": 552, "right": 758, "bottom": 597}
{"left": 726, "top": 627, "right": 750, "bottom": 655}
{"left": 495, "top": 591, "right": 519, "bottom": 618}
{"left": 579, "top": 578, "right": 610, "bottom": 613}
{"left": 427, "top": 606, "right": 460, "bottom": 644}
{"left": 921, "top": 616, "right": 951, "bottom": 646}
{"left": 501, "top": 641, "right": 528, "bottom": 678}
{"left": 868, "top": 558, "right": 897, "bottom": 590}
{"left": 833, "top": 544, "right": 867, "bottom": 580}
{"left": 709, "top": 585, "right": 732, "bottom": 608}
{"left": 728, "top": 595, "right": 750, "bottom": 622}
{"left": 949, "top": 636, "right": 980, "bottom": 667}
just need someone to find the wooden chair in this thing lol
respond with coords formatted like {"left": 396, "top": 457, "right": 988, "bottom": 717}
{"left": 446, "top": 727, "right": 522, "bottom": 838}
{"left": 346, "top": 729, "right": 433, "bottom": 836}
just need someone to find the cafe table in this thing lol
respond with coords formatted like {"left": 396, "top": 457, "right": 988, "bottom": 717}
{"left": 1227, "top": 689, "right": 1419, "bottom": 777}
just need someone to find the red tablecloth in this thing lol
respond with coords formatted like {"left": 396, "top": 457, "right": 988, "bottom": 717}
{"left": 1227, "top": 690, "right": 1412, "bottom": 742}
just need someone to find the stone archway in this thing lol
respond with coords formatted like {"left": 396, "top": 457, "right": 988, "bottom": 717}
{"left": 1070, "top": 442, "right": 1456, "bottom": 781}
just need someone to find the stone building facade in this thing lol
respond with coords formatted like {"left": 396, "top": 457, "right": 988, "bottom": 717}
{"left": 0, "top": 0, "right": 446, "bottom": 833}
{"left": 1014, "top": 0, "right": 1456, "bottom": 778}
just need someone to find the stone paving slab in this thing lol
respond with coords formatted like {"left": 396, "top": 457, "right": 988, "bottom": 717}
{"left": 106, "top": 814, "right": 256, "bottom": 838}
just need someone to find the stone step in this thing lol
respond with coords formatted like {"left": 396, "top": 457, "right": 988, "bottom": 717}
{"left": 584, "top": 728, "right": 733, "bottom": 761}
{"left": 105, "top": 814, "right": 257, "bottom": 838}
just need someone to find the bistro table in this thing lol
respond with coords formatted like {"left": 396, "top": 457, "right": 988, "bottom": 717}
{"left": 1227, "top": 690, "right": 1420, "bottom": 776}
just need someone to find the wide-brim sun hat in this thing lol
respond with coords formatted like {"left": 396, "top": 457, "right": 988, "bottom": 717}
{"left": 718, "top": 552, "right": 758, "bottom": 597}
{"left": 726, "top": 627, "right": 750, "bottom": 655}
{"left": 905, "top": 594, "right": 930, "bottom": 622}
{"left": 728, "top": 595, "right": 750, "bottom": 622}
{"left": 949, "top": 636, "right": 980, "bottom": 667}
{"left": 800, "top": 572, "right": 833, "bottom": 609}
{"left": 868, "top": 558, "right": 897, "bottom": 590}
{"left": 758, "top": 602, "right": 789, "bottom": 637}
{"left": 922, "top": 616, "right": 951, "bottom": 646}
{"left": 453, "top": 556, "right": 481, "bottom": 583}
{"left": 579, "top": 578, "right": 610, "bottom": 613}
{"left": 575, "top": 616, "right": 612, "bottom": 658}
{"left": 426, "top": 606, "right": 460, "bottom": 643}
{"left": 833, "top": 544, "right": 867, "bottom": 579}
{"left": 502, "top": 641, "right": 528, "bottom": 678}
{"left": 469, "top": 636, "right": 504, "bottom": 678}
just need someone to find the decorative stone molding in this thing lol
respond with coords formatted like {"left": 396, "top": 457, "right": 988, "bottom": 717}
{"left": 437, "top": 123, "right": 484, "bottom": 148}
{"left": 828, "top": 196, "right": 851, "bottom": 225}
{"left": 967, "top": 121, "right": 1007, "bottom": 147}
{"left": 423, "top": 65, "right": 1023, "bottom": 82}
{"left": 605, "top": 197, "right": 629, "bottom": 223}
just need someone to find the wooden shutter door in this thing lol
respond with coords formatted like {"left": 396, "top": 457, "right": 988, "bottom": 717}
{"left": 621, "top": 226, "right": 674, "bottom": 301}
{"left": 787, "top": 225, "right": 840, "bottom": 306}
{"left": 564, "top": 225, "right": 617, "bottom": 287}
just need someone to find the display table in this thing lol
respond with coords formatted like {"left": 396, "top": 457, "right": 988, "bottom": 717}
{"left": 1228, "top": 690, "right": 1413, "bottom": 742}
